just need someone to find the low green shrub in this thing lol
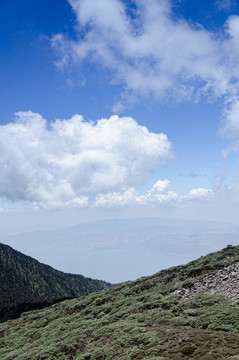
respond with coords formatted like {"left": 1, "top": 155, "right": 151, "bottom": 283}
{"left": 181, "top": 346, "right": 196, "bottom": 355}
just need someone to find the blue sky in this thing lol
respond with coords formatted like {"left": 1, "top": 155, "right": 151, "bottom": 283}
{"left": 1, "top": 0, "right": 239, "bottom": 266}
{"left": 0, "top": 0, "right": 239, "bottom": 282}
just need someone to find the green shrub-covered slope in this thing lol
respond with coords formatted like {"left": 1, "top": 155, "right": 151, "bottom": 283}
{"left": 0, "top": 243, "right": 110, "bottom": 322}
{"left": 1, "top": 245, "right": 239, "bottom": 359}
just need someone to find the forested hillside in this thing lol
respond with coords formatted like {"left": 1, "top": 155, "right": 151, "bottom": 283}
{"left": 1, "top": 245, "right": 239, "bottom": 359}
{"left": 0, "top": 243, "right": 110, "bottom": 321}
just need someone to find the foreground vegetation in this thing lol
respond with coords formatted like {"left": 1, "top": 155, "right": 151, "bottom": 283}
{"left": 1, "top": 245, "right": 239, "bottom": 359}
{"left": 0, "top": 243, "right": 110, "bottom": 322}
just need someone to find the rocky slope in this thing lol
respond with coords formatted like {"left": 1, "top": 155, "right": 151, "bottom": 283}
{"left": 175, "top": 261, "right": 239, "bottom": 303}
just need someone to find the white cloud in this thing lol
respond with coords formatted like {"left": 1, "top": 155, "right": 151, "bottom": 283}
{"left": 0, "top": 112, "right": 214, "bottom": 209}
{"left": 52, "top": 0, "right": 221, "bottom": 100}
{"left": 0, "top": 111, "right": 172, "bottom": 206}
{"left": 52, "top": 0, "right": 239, "bottom": 140}
{"left": 186, "top": 188, "right": 214, "bottom": 201}
{"left": 146, "top": 179, "right": 170, "bottom": 195}
{"left": 92, "top": 180, "right": 214, "bottom": 208}
{"left": 93, "top": 187, "right": 137, "bottom": 207}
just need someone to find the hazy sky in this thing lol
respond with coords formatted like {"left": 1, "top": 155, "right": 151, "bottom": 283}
{"left": 1, "top": 0, "right": 239, "bottom": 228}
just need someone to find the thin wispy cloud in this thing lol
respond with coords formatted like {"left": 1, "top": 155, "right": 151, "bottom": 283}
{"left": 52, "top": 0, "right": 239, "bottom": 140}
{"left": 215, "top": 0, "right": 235, "bottom": 11}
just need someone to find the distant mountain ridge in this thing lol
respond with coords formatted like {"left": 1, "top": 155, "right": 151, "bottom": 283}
{"left": 0, "top": 242, "right": 110, "bottom": 321}
{"left": 3, "top": 217, "right": 239, "bottom": 283}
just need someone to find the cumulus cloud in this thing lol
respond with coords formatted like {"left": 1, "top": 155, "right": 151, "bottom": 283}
{"left": 186, "top": 188, "right": 214, "bottom": 201}
{"left": 92, "top": 180, "right": 214, "bottom": 208}
{"left": 52, "top": 0, "right": 239, "bottom": 138}
{"left": 0, "top": 112, "right": 215, "bottom": 209}
{"left": 94, "top": 187, "right": 138, "bottom": 208}
{"left": 0, "top": 111, "right": 172, "bottom": 206}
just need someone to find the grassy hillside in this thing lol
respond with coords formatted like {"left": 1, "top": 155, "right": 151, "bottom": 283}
{"left": 0, "top": 242, "right": 110, "bottom": 322}
{"left": 1, "top": 245, "right": 239, "bottom": 359}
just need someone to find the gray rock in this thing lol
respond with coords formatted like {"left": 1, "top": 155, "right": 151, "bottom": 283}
{"left": 175, "top": 262, "right": 239, "bottom": 303}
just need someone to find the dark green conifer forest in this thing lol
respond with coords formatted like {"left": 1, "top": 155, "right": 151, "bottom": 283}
{"left": 0, "top": 242, "right": 110, "bottom": 322}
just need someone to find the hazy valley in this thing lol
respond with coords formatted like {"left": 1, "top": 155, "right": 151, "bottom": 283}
{"left": 2, "top": 218, "right": 239, "bottom": 283}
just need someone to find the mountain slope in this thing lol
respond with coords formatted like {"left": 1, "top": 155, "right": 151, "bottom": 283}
{"left": 1, "top": 245, "right": 239, "bottom": 359}
{"left": 0, "top": 242, "right": 110, "bottom": 321}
